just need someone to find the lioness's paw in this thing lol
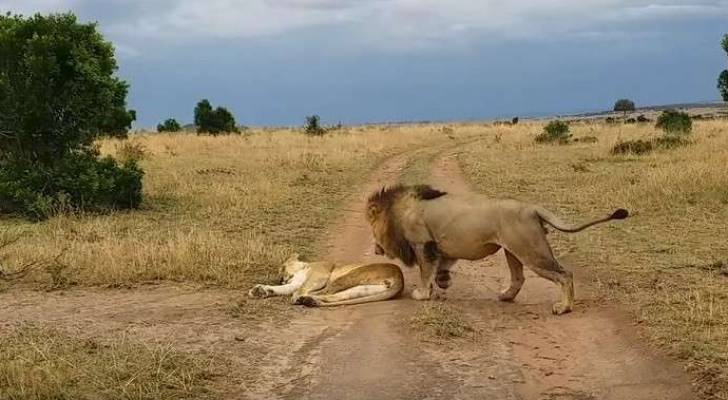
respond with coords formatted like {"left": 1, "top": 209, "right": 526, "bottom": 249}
{"left": 248, "top": 285, "right": 272, "bottom": 299}
{"left": 299, "top": 296, "right": 320, "bottom": 307}
{"left": 551, "top": 302, "right": 572, "bottom": 315}
{"left": 412, "top": 287, "right": 432, "bottom": 301}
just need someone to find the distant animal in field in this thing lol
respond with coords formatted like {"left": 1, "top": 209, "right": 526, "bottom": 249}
{"left": 248, "top": 254, "right": 404, "bottom": 307}
{"left": 365, "top": 184, "right": 628, "bottom": 314}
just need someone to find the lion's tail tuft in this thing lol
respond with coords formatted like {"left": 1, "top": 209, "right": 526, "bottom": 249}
{"left": 610, "top": 208, "right": 629, "bottom": 220}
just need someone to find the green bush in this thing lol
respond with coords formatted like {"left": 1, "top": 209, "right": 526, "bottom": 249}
{"left": 0, "top": 151, "right": 143, "bottom": 219}
{"left": 157, "top": 118, "right": 182, "bottom": 133}
{"left": 194, "top": 99, "right": 239, "bottom": 135}
{"left": 655, "top": 110, "right": 692, "bottom": 135}
{"left": 0, "top": 13, "right": 142, "bottom": 219}
{"left": 535, "top": 120, "right": 571, "bottom": 144}
{"left": 304, "top": 115, "right": 326, "bottom": 136}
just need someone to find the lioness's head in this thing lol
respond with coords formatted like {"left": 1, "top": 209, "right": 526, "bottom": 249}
{"left": 366, "top": 184, "right": 447, "bottom": 266}
{"left": 278, "top": 253, "right": 307, "bottom": 284}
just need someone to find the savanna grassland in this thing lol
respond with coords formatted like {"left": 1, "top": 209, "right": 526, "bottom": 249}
{"left": 0, "top": 124, "right": 471, "bottom": 399}
{"left": 0, "top": 126, "right": 459, "bottom": 289}
{"left": 458, "top": 119, "right": 728, "bottom": 398}
{"left": 1, "top": 118, "right": 727, "bottom": 399}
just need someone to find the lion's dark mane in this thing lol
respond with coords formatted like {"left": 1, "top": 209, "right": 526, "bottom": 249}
{"left": 367, "top": 184, "right": 447, "bottom": 266}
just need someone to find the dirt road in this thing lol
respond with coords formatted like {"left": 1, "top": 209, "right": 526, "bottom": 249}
{"left": 269, "top": 150, "right": 696, "bottom": 400}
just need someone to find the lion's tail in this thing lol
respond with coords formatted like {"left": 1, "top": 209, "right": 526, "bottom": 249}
{"left": 535, "top": 207, "right": 629, "bottom": 233}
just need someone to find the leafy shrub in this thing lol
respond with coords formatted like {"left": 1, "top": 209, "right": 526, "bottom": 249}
{"left": 157, "top": 118, "right": 182, "bottom": 133}
{"left": 194, "top": 99, "right": 239, "bottom": 135}
{"left": 613, "top": 99, "right": 636, "bottom": 115}
{"left": 655, "top": 110, "right": 692, "bottom": 135}
{"left": 304, "top": 115, "right": 326, "bottom": 136}
{"left": 0, "top": 13, "right": 142, "bottom": 219}
{"left": 535, "top": 120, "right": 571, "bottom": 144}
{"left": 625, "top": 118, "right": 637, "bottom": 124}
{"left": 611, "top": 139, "right": 654, "bottom": 155}
{"left": 0, "top": 152, "right": 143, "bottom": 219}
{"left": 636, "top": 115, "right": 651, "bottom": 123}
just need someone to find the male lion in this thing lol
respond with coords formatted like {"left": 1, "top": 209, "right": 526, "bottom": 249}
{"left": 365, "top": 185, "right": 628, "bottom": 314}
{"left": 248, "top": 254, "right": 404, "bottom": 307}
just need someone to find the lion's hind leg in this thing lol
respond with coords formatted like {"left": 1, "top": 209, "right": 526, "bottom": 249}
{"left": 505, "top": 233, "right": 574, "bottom": 315}
{"left": 299, "top": 284, "right": 395, "bottom": 307}
{"left": 498, "top": 250, "right": 525, "bottom": 302}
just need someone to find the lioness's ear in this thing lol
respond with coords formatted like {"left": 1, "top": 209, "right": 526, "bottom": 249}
{"left": 286, "top": 253, "right": 301, "bottom": 263}
{"left": 366, "top": 204, "right": 381, "bottom": 221}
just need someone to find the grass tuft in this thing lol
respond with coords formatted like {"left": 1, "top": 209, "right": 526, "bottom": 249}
{"left": 410, "top": 302, "right": 474, "bottom": 340}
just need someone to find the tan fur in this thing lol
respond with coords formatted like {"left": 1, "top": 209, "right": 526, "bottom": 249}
{"left": 366, "top": 185, "right": 628, "bottom": 314}
{"left": 248, "top": 254, "right": 404, "bottom": 307}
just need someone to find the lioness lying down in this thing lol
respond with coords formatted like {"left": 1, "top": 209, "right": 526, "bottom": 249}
{"left": 248, "top": 254, "right": 404, "bottom": 307}
{"left": 366, "top": 184, "right": 629, "bottom": 315}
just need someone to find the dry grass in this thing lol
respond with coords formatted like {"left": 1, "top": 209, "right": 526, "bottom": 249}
{"left": 0, "top": 126, "right": 454, "bottom": 289}
{"left": 410, "top": 302, "right": 475, "bottom": 341}
{"left": 0, "top": 324, "right": 216, "bottom": 400}
{"left": 458, "top": 119, "right": 728, "bottom": 399}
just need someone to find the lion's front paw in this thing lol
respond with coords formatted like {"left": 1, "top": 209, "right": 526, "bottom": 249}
{"left": 411, "top": 287, "right": 432, "bottom": 301}
{"left": 435, "top": 270, "right": 451, "bottom": 289}
{"left": 498, "top": 289, "right": 517, "bottom": 302}
{"left": 248, "top": 285, "right": 272, "bottom": 299}
{"left": 551, "top": 302, "right": 572, "bottom": 315}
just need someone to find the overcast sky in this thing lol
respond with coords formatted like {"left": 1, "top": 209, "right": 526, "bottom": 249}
{"left": 2, "top": 1, "right": 727, "bottom": 127}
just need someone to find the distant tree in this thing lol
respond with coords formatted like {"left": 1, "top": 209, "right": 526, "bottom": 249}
{"left": 719, "top": 34, "right": 728, "bottom": 101}
{"left": 194, "top": 99, "right": 239, "bottom": 135}
{"left": 613, "top": 99, "right": 636, "bottom": 116}
{"left": 157, "top": 118, "right": 182, "bottom": 133}
{"left": 511, "top": 117, "right": 519, "bottom": 125}
{"left": 0, "top": 13, "right": 142, "bottom": 219}
{"left": 211, "top": 106, "right": 238, "bottom": 133}
{"left": 304, "top": 115, "right": 325, "bottom": 136}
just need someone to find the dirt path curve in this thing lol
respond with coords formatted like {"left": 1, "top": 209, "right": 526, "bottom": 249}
{"left": 279, "top": 149, "right": 697, "bottom": 400}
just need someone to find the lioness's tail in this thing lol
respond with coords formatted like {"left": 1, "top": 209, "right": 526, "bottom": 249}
{"left": 536, "top": 207, "right": 629, "bottom": 233}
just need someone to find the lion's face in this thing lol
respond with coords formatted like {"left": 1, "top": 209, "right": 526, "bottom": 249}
{"left": 279, "top": 253, "right": 307, "bottom": 284}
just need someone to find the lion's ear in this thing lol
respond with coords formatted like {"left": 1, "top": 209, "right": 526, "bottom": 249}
{"left": 286, "top": 253, "right": 301, "bottom": 263}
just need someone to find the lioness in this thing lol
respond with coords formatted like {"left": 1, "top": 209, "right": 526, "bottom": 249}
{"left": 365, "top": 184, "right": 628, "bottom": 314}
{"left": 248, "top": 254, "right": 404, "bottom": 307}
